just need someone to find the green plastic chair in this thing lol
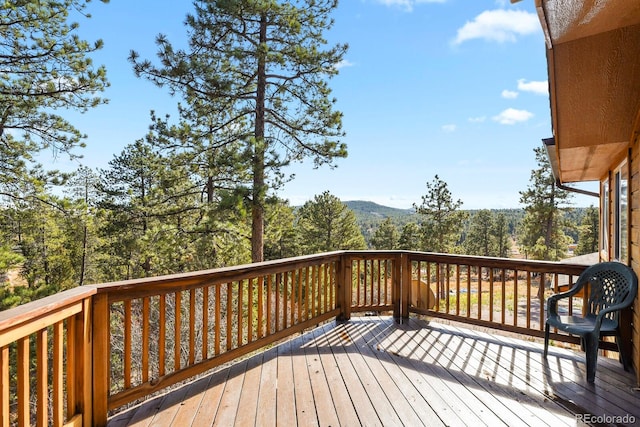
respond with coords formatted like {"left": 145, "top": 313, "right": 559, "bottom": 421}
{"left": 544, "top": 261, "right": 638, "bottom": 383}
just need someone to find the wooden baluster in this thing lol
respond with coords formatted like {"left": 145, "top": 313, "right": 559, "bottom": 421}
{"left": 283, "top": 273, "right": 289, "bottom": 329}
{"left": 238, "top": 280, "right": 244, "bottom": 348}
{"left": 124, "top": 300, "right": 131, "bottom": 389}
{"left": 17, "top": 336, "right": 29, "bottom": 426}
{"left": 215, "top": 285, "right": 221, "bottom": 356}
{"left": 257, "top": 276, "right": 264, "bottom": 339}
{"left": 226, "top": 282, "right": 232, "bottom": 352}
{"left": 501, "top": 269, "right": 507, "bottom": 325}
{"left": 143, "top": 297, "right": 150, "bottom": 382}
{"left": 203, "top": 287, "right": 209, "bottom": 360}
{"left": 174, "top": 291, "right": 182, "bottom": 371}
{"left": 455, "top": 265, "right": 461, "bottom": 316}
{"left": 92, "top": 293, "right": 110, "bottom": 426}
{"left": 514, "top": 270, "right": 519, "bottom": 327}
{"left": 53, "top": 321, "right": 64, "bottom": 426}
{"left": 36, "top": 329, "right": 48, "bottom": 426}
{"left": 189, "top": 290, "right": 196, "bottom": 365}
{"left": 247, "top": 279, "right": 253, "bottom": 343}
{"left": 489, "top": 268, "right": 494, "bottom": 322}
{"left": 275, "top": 273, "right": 281, "bottom": 332}
{"left": 526, "top": 272, "right": 532, "bottom": 330}
{"left": 0, "top": 346, "right": 8, "bottom": 427}
{"left": 159, "top": 294, "right": 166, "bottom": 377}
{"left": 477, "top": 267, "right": 482, "bottom": 320}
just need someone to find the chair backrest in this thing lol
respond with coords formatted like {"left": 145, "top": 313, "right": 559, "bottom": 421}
{"left": 581, "top": 262, "right": 638, "bottom": 322}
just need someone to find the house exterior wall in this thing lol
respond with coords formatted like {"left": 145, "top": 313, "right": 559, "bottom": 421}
{"left": 597, "top": 135, "right": 638, "bottom": 383}
{"left": 630, "top": 134, "right": 640, "bottom": 384}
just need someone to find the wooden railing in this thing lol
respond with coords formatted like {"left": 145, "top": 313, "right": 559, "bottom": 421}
{"left": 0, "top": 251, "right": 593, "bottom": 426}
{"left": 0, "top": 287, "right": 95, "bottom": 427}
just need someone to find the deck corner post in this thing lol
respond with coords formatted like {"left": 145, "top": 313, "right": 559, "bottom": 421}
{"left": 337, "top": 254, "right": 352, "bottom": 321}
{"left": 92, "top": 292, "right": 110, "bottom": 426}
{"left": 394, "top": 253, "right": 410, "bottom": 319}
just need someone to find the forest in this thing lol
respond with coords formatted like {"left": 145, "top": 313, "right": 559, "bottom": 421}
{"left": 0, "top": 1, "right": 599, "bottom": 312}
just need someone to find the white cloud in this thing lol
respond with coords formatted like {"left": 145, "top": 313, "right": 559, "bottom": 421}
{"left": 517, "top": 78, "right": 548, "bottom": 95}
{"left": 453, "top": 9, "right": 540, "bottom": 45}
{"left": 492, "top": 108, "right": 533, "bottom": 125}
{"left": 501, "top": 90, "right": 518, "bottom": 99}
{"left": 334, "top": 59, "right": 355, "bottom": 70}
{"left": 468, "top": 116, "right": 486, "bottom": 123}
{"left": 375, "top": 0, "right": 446, "bottom": 12}
{"left": 441, "top": 124, "right": 456, "bottom": 133}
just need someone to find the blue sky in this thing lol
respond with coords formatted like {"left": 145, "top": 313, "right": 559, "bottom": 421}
{"left": 56, "top": 0, "right": 598, "bottom": 209}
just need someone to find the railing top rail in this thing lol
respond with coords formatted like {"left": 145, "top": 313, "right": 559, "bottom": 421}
{"left": 0, "top": 285, "right": 96, "bottom": 332}
{"left": 90, "top": 252, "right": 344, "bottom": 297}
{"left": 405, "top": 251, "right": 589, "bottom": 274}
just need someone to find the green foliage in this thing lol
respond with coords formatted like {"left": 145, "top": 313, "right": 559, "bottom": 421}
{"left": 414, "top": 175, "right": 468, "bottom": 253}
{"left": 0, "top": 0, "right": 108, "bottom": 179}
{"left": 518, "top": 147, "right": 573, "bottom": 261}
{"left": 264, "top": 198, "right": 300, "bottom": 261}
{"left": 0, "top": 246, "right": 23, "bottom": 274}
{"left": 398, "top": 222, "right": 421, "bottom": 251}
{"left": 464, "top": 210, "right": 511, "bottom": 257}
{"left": 129, "top": 0, "right": 348, "bottom": 262}
{"left": 296, "top": 191, "right": 366, "bottom": 253}
{"left": 575, "top": 205, "right": 599, "bottom": 256}
{"left": 370, "top": 217, "right": 400, "bottom": 250}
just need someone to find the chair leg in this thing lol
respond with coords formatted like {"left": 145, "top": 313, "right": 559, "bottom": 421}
{"left": 544, "top": 323, "right": 550, "bottom": 357}
{"left": 584, "top": 333, "right": 599, "bottom": 383}
{"left": 616, "top": 334, "right": 631, "bottom": 372}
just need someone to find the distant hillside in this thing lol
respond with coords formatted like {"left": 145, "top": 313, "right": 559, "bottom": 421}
{"left": 343, "top": 201, "right": 413, "bottom": 218}
{"left": 343, "top": 201, "right": 416, "bottom": 243}
{"left": 342, "top": 200, "right": 589, "bottom": 248}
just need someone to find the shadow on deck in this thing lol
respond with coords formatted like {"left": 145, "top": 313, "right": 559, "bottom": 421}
{"left": 108, "top": 316, "right": 640, "bottom": 427}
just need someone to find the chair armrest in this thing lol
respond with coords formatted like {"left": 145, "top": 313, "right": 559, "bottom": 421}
{"left": 595, "top": 296, "right": 635, "bottom": 326}
{"left": 547, "top": 288, "right": 580, "bottom": 317}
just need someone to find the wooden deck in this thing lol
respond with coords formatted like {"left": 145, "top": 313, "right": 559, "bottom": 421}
{"left": 107, "top": 316, "right": 640, "bottom": 427}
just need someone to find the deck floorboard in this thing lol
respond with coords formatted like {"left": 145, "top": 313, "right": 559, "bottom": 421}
{"left": 108, "top": 316, "right": 640, "bottom": 427}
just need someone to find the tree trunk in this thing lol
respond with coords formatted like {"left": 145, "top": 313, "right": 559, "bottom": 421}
{"left": 251, "top": 15, "right": 268, "bottom": 263}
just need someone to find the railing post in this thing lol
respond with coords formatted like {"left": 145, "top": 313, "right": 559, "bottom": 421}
{"left": 92, "top": 292, "right": 110, "bottom": 426}
{"left": 394, "top": 253, "right": 410, "bottom": 319}
{"left": 79, "top": 297, "right": 93, "bottom": 427}
{"left": 337, "top": 254, "right": 352, "bottom": 320}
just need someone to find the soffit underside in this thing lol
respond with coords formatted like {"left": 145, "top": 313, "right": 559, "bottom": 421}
{"left": 548, "top": 23, "right": 640, "bottom": 182}
{"left": 557, "top": 142, "right": 628, "bottom": 182}
{"left": 541, "top": 0, "right": 640, "bottom": 44}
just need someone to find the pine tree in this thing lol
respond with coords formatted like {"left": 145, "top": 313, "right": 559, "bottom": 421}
{"left": 465, "top": 210, "right": 496, "bottom": 257}
{"left": 370, "top": 217, "right": 400, "bottom": 250}
{"left": 0, "top": 0, "right": 108, "bottom": 182}
{"left": 263, "top": 198, "right": 300, "bottom": 260}
{"left": 575, "top": 205, "right": 599, "bottom": 256}
{"left": 130, "top": 0, "right": 348, "bottom": 263}
{"left": 519, "top": 147, "right": 573, "bottom": 261}
{"left": 296, "top": 191, "right": 366, "bottom": 253}
{"left": 398, "top": 222, "right": 421, "bottom": 251}
{"left": 414, "top": 175, "right": 468, "bottom": 253}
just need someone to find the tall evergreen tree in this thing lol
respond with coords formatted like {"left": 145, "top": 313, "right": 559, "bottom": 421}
{"left": 65, "top": 167, "right": 102, "bottom": 285}
{"left": 465, "top": 210, "right": 496, "bottom": 257}
{"left": 414, "top": 175, "right": 467, "bottom": 253}
{"left": 519, "top": 147, "right": 573, "bottom": 261}
{"left": 296, "top": 191, "right": 365, "bottom": 253}
{"left": 263, "top": 197, "right": 299, "bottom": 260}
{"left": 370, "top": 217, "right": 400, "bottom": 250}
{"left": 0, "top": 0, "right": 108, "bottom": 183}
{"left": 493, "top": 212, "right": 511, "bottom": 258}
{"left": 130, "top": 0, "right": 348, "bottom": 263}
{"left": 464, "top": 210, "right": 512, "bottom": 258}
{"left": 398, "top": 222, "right": 421, "bottom": 251}
{"left": 575, "top": 205, "right": 599, "bottom": 256}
